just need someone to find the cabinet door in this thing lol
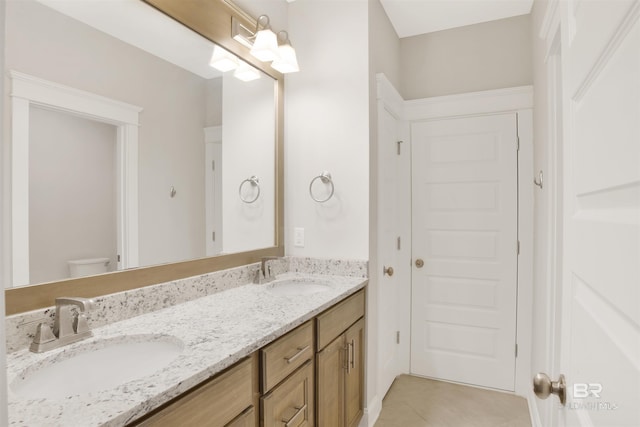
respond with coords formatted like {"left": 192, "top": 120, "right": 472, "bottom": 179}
{"left": 316, "top": 334, "right": 345, "bottom": 427}
{"left": 344, "top": 319, "right": 364, "bottom": 427}
{"left": 262, "top": 359, "right": 314, "bottom": 427}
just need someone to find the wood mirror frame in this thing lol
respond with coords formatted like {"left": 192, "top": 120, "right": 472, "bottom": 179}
{"left": 5, "top": 0, "right": 284, "bottom": 315}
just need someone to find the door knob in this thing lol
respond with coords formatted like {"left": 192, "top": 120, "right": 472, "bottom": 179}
{"left": 533, "top": 373, "right": 566, "bottom": 405}
{"left": 383, "top": 266, "right": 394, "bottom": 276}
{"left": 415, "top": 259, "right": 424, "bottom": 268}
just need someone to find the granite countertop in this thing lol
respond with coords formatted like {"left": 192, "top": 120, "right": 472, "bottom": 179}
{"left": 7, "top": 272, "right": 367, "bottom": 426}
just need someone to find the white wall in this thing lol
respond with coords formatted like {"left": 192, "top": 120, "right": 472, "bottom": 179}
{"left": 285, "top": 0, "right": 370, "bottom": 261}
{"left": 400, "top": 14, "right": 533, "bottom": 99}
{"left": 222, "top": 72, "right": 275, "bottom": 253}
{"left": 29, "top": 107, "right": 117, "bottom": 283}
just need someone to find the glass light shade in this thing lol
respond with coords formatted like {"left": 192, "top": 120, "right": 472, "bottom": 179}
{"left": 271, "top": 43, "right": 299, "bottom": 73}
{"left": 209, "top": 46, "right": 238, "bottom": 72}
{"left": 233, "top": 61, "right": 261, "bottom": 82}
{"left": 250, "top": 29, "right": 280, "bottom": 62}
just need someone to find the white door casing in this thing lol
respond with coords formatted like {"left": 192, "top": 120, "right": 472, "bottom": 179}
{"left": 7, "top": 71, "right": 141, "bottom": 287}
{"left": 410, "top": 113, "right": 519, "bottom": 391}
{"left": 204, "top": 126, "right": 223, "bottom": 256}
{"left": 375, "top": 75, "right": 411, "bottom": 399}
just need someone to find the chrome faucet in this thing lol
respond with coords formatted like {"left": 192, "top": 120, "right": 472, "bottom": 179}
{"left": 254, "top": 256, "right": 280, "bottom": 284}
{"left": 30, "top": 297, "right": 94, "bottom": 353}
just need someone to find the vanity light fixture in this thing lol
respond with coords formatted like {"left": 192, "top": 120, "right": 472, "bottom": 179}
{"left": 249, "top": 15, "right": 280, "bottom": 62}
{"left": 209, "top": 45, "right": 238, "bottom": 72}
{"left": 233, "top": 60, "right": 261, "bottom": 82}
{"left": 271, "top": 31, "right": 299, "bottom": 74}
{"left": 231, "top": 15, "right": 300, "bottom": 73}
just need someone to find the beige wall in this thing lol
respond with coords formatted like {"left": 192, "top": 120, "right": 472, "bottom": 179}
{"left": 369, "top": 0, "right": 401, "bottom": 91}
{"left": 29, "top": 107, "right": 118, "bottom": 283}
{"left": 400, "top": 14, "right": 533, "bottom": 99}
{"left": 4, "top": 1, "right": 207, "bottom": 269}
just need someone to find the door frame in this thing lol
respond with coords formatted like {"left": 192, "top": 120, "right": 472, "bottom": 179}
{"left": 530, "top": 2, "right": 564, "bottom": 425}
{"left": 6, "top": 71, "right": 142, "bottom": 287}
{"left": 374, "top": 76, "right": 533, "bottom": 402}
{"left": 374, "top": 74, "right": 412, "bottom": 404}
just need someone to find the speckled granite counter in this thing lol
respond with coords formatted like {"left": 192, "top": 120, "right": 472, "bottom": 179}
{"left": 7, "top": 272, "right": 367, "bottom": 426}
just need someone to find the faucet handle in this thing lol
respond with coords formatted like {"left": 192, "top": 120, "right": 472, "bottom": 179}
{"left": 32, "top": 323, "right": 56, "bottom": 344}
{"left": 55, "top": 297, "right": 94, "bottom": 311}
{"left": 73, "top": 312, "right": 91, "bottom": 334}
{"left": 29, "top": 323, "right": 57, "bottom": 353}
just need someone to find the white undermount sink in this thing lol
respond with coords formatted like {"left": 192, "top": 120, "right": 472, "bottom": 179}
{"left": 267, "top": 278, "right": 333, "bottom": 296}
{"left": 11, "top": 335, "right": 183, "bottom": 400}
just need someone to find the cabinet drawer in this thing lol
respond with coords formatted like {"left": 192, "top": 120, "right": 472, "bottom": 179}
{"left": 135, "top": 357, "right": 254, "bottom": 427}
{"left": 316, "top": 290, "right": 364, "bottom": 350}
{"left": 261, "top": 359, "right": 314, "bottom": 427}
{"left": 261, "top": 321, "right": 314, "bottom": 393}
{"left": 225, "top": 406, "right": 255, "bottom": 427}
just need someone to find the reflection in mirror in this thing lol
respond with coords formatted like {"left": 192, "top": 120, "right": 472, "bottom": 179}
{"left": 3, "top": 0, "right": 276, "bottom": 287}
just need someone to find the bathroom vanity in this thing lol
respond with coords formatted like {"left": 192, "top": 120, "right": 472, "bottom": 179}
{"left": 6, "top": 260, "right": 367, "bottom": 426}
{"left": 131, "top": 289, "right": 365, "bottom": 427}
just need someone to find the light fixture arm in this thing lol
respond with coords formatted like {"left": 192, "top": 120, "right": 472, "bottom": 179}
{"left": 256, "top": 15, "right": 271, "bottom": 32}
{"left": 277, "top": 30, "right": 292, "bottom": 45}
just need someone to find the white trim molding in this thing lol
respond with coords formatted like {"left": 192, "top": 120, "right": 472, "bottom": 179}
{"left": 7, "top": 71, "right": 142, "bottom": 286}
{"left": 376, "top": 73, "right": 404, "bottom": 118}
{"left": 404, "top": 85, "right": 533, "bottom": 121}
{"left": 10, "top": 71, "right": 141, "bottom": 125}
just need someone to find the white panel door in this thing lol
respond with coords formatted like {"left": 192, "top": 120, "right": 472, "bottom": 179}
{"left": 553, "top": 1, "right": 640, "bottom": 425}
{"left": 377, "top": 104, "right": 403, "bottom": 397}
{"left": 410, "top": 113, "right": 518, "bottom": 391}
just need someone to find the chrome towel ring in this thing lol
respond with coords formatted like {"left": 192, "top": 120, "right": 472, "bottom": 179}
{"left": 239, "top": 176, "right": 260, "bottom": 203}
{"left": 309, "top": 171, "right": 334, "bottom": 203}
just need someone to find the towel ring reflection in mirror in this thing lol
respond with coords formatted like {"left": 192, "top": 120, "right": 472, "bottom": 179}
{"left": 309, "top": 171, "right": 334, "bottom": 203}
{"left": 239, "top": 175, "right": 261, "bottom": 203}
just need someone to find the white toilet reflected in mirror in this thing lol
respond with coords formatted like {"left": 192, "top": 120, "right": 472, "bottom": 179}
{"left": 68, "top": 258, "right": 110, "bottom": 279}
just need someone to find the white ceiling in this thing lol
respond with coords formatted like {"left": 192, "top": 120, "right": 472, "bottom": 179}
{"left": 380, "top": 0, "right": 534, "bottom": 38}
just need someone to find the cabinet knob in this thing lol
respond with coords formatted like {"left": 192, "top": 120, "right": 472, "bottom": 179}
{"left": 415, "top": 259, "right": 424, "bottom": 268}
{"left": 383, "top": 266, "right": 394, "bottom": 276}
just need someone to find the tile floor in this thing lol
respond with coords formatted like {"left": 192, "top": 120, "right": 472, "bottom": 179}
{"left": 374, "top": 375, "right": 531, "bottom": 427}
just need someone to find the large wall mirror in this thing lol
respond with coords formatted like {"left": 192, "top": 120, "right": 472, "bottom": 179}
{"left": 4, "top": 0, "right": 284, "bottom": 314}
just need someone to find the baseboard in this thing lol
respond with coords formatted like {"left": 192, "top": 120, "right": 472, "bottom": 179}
{"left": 527, "top": 389, "right": 543, "bottom": 427}
{"left": 360, "top": 394, "right": 382, "bottom": 427}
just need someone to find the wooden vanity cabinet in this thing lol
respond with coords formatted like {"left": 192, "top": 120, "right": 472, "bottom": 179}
{"left": 130, "top": 354, "right": 258, "bottom": 427}
{"left": 262, "top": 359, "right": 315, "bottom": 427}
{"left": 129, "top": 289, "right": 365, "bottom": 427}
{"left": 260, "top": 320, "right": 315, "bottom": 427}
{"left": 316, "top": 290, "right": 365, "bottom": 427}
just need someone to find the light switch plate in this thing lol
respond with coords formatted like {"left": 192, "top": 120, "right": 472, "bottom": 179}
{"left": 294, "top": 227, "right": 305, "bottom": 247}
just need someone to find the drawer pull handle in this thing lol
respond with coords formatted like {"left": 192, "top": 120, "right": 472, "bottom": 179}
{"left": 282, "top": 404, "right": 307, "bottom": 427}
{"left": 285, "top": 345, "right": 310, "bottom": 364}
{"left": 350, "top": 339, "right": 355, "bottom": 370}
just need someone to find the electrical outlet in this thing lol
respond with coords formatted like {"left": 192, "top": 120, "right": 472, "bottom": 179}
{"left": 294, "top": 227, "right": 305, "bottom": 247}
